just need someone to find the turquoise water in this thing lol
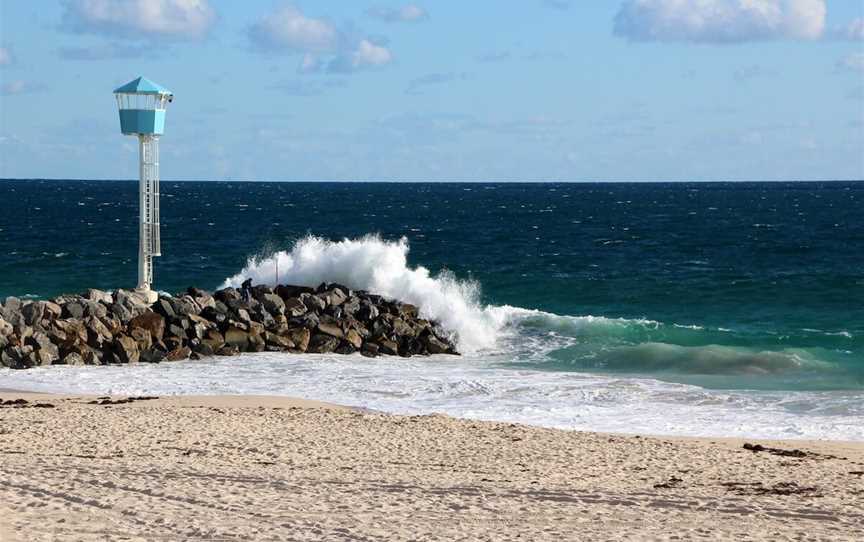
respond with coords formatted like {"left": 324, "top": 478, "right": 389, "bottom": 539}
{"left": 0, "top": 180, "right": 862, "bottom": 393}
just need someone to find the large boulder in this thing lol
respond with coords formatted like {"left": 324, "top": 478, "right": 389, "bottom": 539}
{"left": 62, "top": 352, "right": 85, "bottom": 366}
{"left": 345, "top": 329, "right": 363, "bottom": 349}
{"left": 63, "top": 301, "right": 86, "bottom": 319}
{"left": 356, "top": 301, "right": 379, "bottom": 322}
{"left": 128, "top": 312, "right": 166, "bottom": 342}
{"left": 264, "top": 331, "right": 294, "bottom": 350}
{"left": 283, "top": 297, "right": 307, "bottom": 318}
{"left": 84, "top": 316, "right": 113, "bottom": 348}
{"left": 214, "top": 288, "right": 241, "bottom": 304}
{"left": 317, "top": 318, "right": 344, "bottom": 340}
{"left": 300, "top": 293, "right": 326, "bottom": 313}
{"left": 423, "top": 334, "right": 451, "bottom": 354}
{"left": 248, "top": 332, "right": 266, "bottom": 352}
{"left": 224, "top": 326, "right": 249, "bottom": 351}
{"left": 20, "top": 301, "right": 45, "bottom": 327}
{"left": 1, "top": 297, "right": 22, "bottom": 326}
{"left": 276, "top": 285, "right": 315, "bottom": 300}
{"left": 260, "top": 293, "right": 285, "bottom": 316}
{"left": 287, "top": 327, "right": 310, "bottom": 351}
{"left": 0, "top": 317, "right": 12, "bottom": 338}
{"left": 29, "top": 332, "right": 59, "bottom": 365}
{"left": 377, "top": 339, "right": 399, "bottom": 356}
{"left": 308, "top": 334, "right": 340, "bottom": 354}
{"left": 42, "top": 301, "right": 62, "bottom": 321}
{"left": 165, "top": 346, "right": 192, "bottom": 362}
{"left": 113, "top": 335, "right": 140, "bottom": 364}
{"left": 114, "top": 289, "right": 152, "bottom": 315}
{"left": 82, "top": 289, "right": 113, "bottom": 305}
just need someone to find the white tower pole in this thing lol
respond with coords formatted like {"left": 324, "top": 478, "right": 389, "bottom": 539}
{"left": 137, "top": 134, "right": 161, "bottom": 302}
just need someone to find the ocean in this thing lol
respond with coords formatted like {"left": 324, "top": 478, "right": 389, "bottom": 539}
{"left": 1, "top": 179, "right": 862, "bottom": 440}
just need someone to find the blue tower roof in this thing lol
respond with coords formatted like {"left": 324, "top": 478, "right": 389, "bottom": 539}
{"left": 114, "top": 76, "right": 173, "bottom": 96}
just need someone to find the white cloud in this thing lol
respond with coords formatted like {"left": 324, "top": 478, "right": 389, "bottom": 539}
{"left": 352, "top": 39, "right": 393, "bottom": 67}
{"left": 613, "top": 0, "right": 827, "bottom": 43}
{"left": 0, "top": 47, "right": 12, "bottom": 66}
{"left": 249, "top": 5, "right": 339, "bottom": 52}
{"left": 368, "top": 5, "right": 429, "bottom": 23}
{"left": 61, "top": 0, "right": 216, "bottom": 39}
{"left": 250, "top": 4, "right": 393, "bottom": 74}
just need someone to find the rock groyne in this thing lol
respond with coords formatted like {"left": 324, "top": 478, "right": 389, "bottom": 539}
{"left": 0, "top": 283, "right": 458, "bottom": 369}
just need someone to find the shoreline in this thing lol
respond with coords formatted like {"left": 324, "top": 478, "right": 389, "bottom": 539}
{"left": 2, "top": 389, "right": 862, "bottom": 447}
{"left": 1, "top": 391, "right": 862, "bottom": 540}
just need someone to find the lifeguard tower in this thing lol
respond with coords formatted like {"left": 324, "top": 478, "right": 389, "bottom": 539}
{"left": 113, "top": 76, "right": 173, "bottom": 303}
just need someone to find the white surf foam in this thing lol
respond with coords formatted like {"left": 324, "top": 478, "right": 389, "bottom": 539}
{"left": 222, "top": 235, "right": 506, "bottom": 352}
{"left": 2, "top": 354, "right": 861, "bottom": 441}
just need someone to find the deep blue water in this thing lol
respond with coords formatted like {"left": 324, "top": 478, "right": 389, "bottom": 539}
{"left": 1, "top": 179, "right": 862, "bottom": 391}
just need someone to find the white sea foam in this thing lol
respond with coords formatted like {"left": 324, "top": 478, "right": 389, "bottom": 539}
{"left": 222, "top": 235, "right": 503, "bottom": 352}
{"left": 1, "top": 354, "right": 861, "bottom": 441}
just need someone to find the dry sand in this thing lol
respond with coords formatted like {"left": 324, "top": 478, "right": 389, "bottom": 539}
{"left": 0, "top": 392, "right": 862, "bottom": 541}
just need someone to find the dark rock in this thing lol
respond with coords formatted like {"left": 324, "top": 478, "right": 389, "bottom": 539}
{"left": 224, "top": 326, "right": 249, "bottom": 351}
{"left": 342, "top": 298, "right": 360, "bottom": 316}
{"left": 335, "top": 342, "right": 356, "bottom": 355}
{"left": 113, "top": 335, "right": 140, "bottom": 364}
{"left": 153, "top": 298, "right": 177, "bottom": 319}
{"left": 200, "top": 306, "right": 227, "bottom": 325}
{"left": 289, "top": 312, "right": 320, "bottom": 330}
{"left": 82, "top": 289, "right": 113, "bottom": 304}
{"left": 129, "top": 327, "right": 152, "bottom": 351}
{"left": 1, "top": 346, "right": 28, "bottom": 369}
{"left": 29, "top": 332, "right": 59, "bottom": 365}
{"left": 140, "top": 347, "right": 167, "bottom": 363}
{"left": 345, "top": 329, "right": 363, "bottom": 349}
{"left": 21, "top": 302, "right": 45, "bottom": 327}
{"left": 215, "top": 288, "right": 240, "bottom": 303}
{"left": 398, "top": 303, "right": 419, "bottom": 320}
{"left": 167, "top": 323, "right": 187, "bottom": 340}
{"left": 308, "top": 334, "right": 340, "bottom": 354}
{"left": 300, "top": 293, "right": 327, "bottom": 313}
{"left": 317, "top": 320, "right": 345, "bottom": 340}
{"left": 324, "top": 305, "right": 343, "bottom": 319}
{"left": 42, "top": 301, "right": 62, "bottom": 321}
{"left": 0, "top": 317, "right": 12, "bottom": 338}
{"left": 377, "top": 339, "right": 399, "bottom": 356}
{"left": 264, "top": 331, "right": 294, "bottom": 349}
{"left": 128, "top": 312, "right": 165, "bottom": 342}
{"left": 165, "top": 346, "right": 192, "bottom": 362}
{"left": 276, "top": 284, "right": 315, "bottom": 300}
{"left": 248, "top": 332, "right": 266, "bottom": 352}
{"left": 62, "top": 352, "right": 85, "bottom": 366}
{"left": 84, "top": 316, "right": 113, "bottom": 348}
{"left": 1, "top": 297, "right": 22, "bottom": 325}
{"left": 360, "top": 342, "right": 380, "bottom": 358}
{"left": 216, "top": 344, "right": 240, "bottom": 356}
{"left": 283, "top": 297, "right": 307, "bottom": 317}
{"left": 423, "top": 334, "right": 451, "bottom": 354}
{"left": 192, "top": 341, "right": 215, "bottom": 357}
{"left": 259, "top": 293, "right": 285, "bottom": 316}
{"left": 110, "top": 303, "right": 133, "bottom": 323}
{"left": 83, "top": 300, "right": 108, "bottom": 319}
{"left": 392, "top": 318, "right": 415, "bottom": 338}
{"left": 287, "top": 327, "right": 311, "bottom": 352}
{"left": 64, "top": 301, "right": 86, "bottom": 320}
{"left": 356, "top": 301, "right": 379, "bottom": 322}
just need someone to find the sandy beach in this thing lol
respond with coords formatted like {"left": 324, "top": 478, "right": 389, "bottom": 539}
{"left": 0, "top": 392, "right": 861, "bottom": 541}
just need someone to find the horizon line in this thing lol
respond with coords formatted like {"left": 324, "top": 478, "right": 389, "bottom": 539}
{"left": 1, "top": 177, "right": 863, "bottom": 184}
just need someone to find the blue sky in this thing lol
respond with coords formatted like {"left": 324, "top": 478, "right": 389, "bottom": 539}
{"left": 0, "top": 0, "right": 862, "bottom": 181}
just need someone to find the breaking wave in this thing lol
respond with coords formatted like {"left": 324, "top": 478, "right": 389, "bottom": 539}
{"left": 221, "top": 235, "right": 860, "bottom": 387}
